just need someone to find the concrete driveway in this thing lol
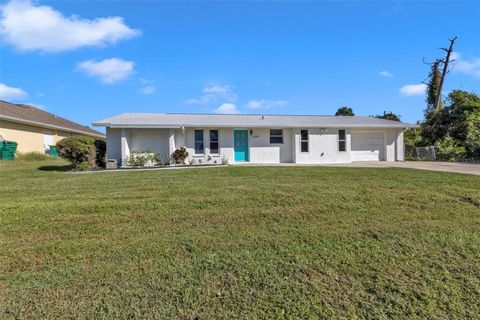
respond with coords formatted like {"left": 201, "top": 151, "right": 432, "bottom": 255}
{"left": 338, "top": 161, "right": 480, "bottom": 176}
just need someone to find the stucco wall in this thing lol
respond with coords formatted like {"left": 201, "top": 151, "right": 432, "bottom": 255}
{"left": 129, "top": 128, "right": 170, "bottom": 159}
{"left": 396, "top": 131, "right": 405, "bottom": 161}
{"left": 184, "top": 128, "right": 234, "bottom": 163}
{"left": 386, "top": 130, "right": 397, "bottom": 161}
{"left": 106, "top": 127, "right": 122, "bottom": 163}
{"left": 249, "top": 128, "right": 293, "bottom": 163}
{"left": 293, "top": 128, "right": 351, "bottom": 164}
{"left": 0, "top": 119, "right": 76, "bottom": 153}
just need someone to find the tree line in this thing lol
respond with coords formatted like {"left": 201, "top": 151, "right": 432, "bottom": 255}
{"left": 334, "top": 37, "right": 479, "bottom": 162}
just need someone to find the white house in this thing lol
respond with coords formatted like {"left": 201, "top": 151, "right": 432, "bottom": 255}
{"left": 93, "top": 113, "right": 416, "bottom": 167}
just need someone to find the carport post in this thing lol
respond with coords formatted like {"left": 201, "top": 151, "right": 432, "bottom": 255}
{"left": 168, "top": 129, "right": 175, "bottom": 156}
{"left": 121, "top": 129, "right": 130, "bottom": 166}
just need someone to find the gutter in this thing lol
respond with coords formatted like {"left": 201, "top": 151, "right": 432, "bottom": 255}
{"left": 92, "top": 123, "right": 418, "bottom": 129}
{"left": 1, "top": 114, "right": 105, "bottom": 139}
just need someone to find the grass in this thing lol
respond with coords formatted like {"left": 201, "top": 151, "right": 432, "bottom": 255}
{"left": 0, "top": 159, "right": 479, "bottom": 319}
{"left": 15, "top": 152, "right": 56, "bottom": 161}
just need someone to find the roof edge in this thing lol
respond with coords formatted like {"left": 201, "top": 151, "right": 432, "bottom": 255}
{"left": 1, "top": 114, "right": 105, "bottom": 138}
{"left": 93, "top": 123, "right": 417, "bottom": 129}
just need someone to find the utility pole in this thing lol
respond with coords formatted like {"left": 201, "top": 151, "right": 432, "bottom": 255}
{"left": 434, "top": 36, "right": 457, "bottom": 112}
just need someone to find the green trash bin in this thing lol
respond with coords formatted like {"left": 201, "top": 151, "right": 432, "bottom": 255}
{"left": 1, "top": 141, "right": 17, "bottom": 160}
{"left": 49, "top": 145, "right": 60, "bottom": 157}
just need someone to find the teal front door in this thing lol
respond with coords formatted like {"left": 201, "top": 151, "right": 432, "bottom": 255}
{"left": 234, "top": 130, "right": 249, "bottom": 162}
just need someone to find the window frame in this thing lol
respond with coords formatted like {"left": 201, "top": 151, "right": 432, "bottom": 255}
{"left": 269, "top": 129, "right": 284, "bottom": 144}
{"left": 338, "top": 129, "right": 347, "bottom": 152}
{"left": 300, "top": 129, "right": 309, "bottom": 153}
{"left": 209, "top": 129, "right": 219, "bottom": 155}
{"left": 194, "top": 129, "right": 204, "bottom": 155}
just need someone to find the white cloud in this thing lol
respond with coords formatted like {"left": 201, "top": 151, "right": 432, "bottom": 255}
{"left": 0, "top": 0, "right": 139, "bottom": 52}
{"left": 140, "top": 86, "right": 156, "bottom": 94}
{"left": 399, "top": 83, "right": 427, "bottom": 96}
{"left": 186, "top": 83, "right": 237, "bottom": 104}
{"left": 452, "top": 52, "right": 480, "bottom": 79}
{"left": 185, "top": 94, "right": 216, "bottom": 104}
{"left": 0, "top": 83, "right": 27, "bottom": 100}
{"left": 378, "top": 70, "right": 394, "bottom": 77}
{"left": 215, "top": 103, "right": 239, "bottom": 114}
{"left": 245, "top": 99, "right": 288, "bottom": 109}
{"left": 450, "top": 52, "right": 460, "bottom": 61}
{"left": 77, "top": 58, "right": 135, "bottom": 84}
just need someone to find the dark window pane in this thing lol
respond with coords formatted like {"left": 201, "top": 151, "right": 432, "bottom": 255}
{"left": 209, "top": 130, "right": 219, "bottom": 153}
{"left": 270, "top": 129, "right": 283, "bottom": 144}
{"left": 338, "top": 129, "right": 346, "bottom": 141}
{"left": 210, "top": 142, "right": 219, "bottom": 154}
{"left": 270, "top": 129, "right": 283, "bottom": 136}
{"left": 339, "top": 141, "right": 346, "bottom": 152}
{"left": 301, "top": 141, "right": 309, "bottom": 152}
{"left": 195, "top": 130, "right": 204, "bottom": 141}
{"left": 195, "top": 142, "right": 204, "bottom": 154}
{"left": 301, "top": 130, "right": 308, "bottom": 141}
{"left": 210, "top": 130, "right": 218, "bottom": 142}
{"left": 195, "top": 130, "right": 204, "bottom": 153}
{"left": 270, "top": 136, "right": 283, "bottom": 144}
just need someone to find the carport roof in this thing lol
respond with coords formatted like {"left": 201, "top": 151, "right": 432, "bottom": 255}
{"left": 93, "top": 113, "right": 417, "bottom": 129}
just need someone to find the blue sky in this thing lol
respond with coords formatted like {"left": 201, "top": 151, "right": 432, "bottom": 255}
{"left": 1, "top": 0, "right": 479, "bottom": 131}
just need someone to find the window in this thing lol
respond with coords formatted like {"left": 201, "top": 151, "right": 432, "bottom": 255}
{"left": 301, "top": 130, "right": 309, "bottom": 152}
{"left": 210, "top": 130, "right": 219, "bottom": 154}
{"left": 195, "top": 130, "right": 204, "bottom": 154}
{"left": 338, "top": 129, "right": 346, "bottom": 152}
{"left": 270, "top": 129, "right": 283, "bottom": 144}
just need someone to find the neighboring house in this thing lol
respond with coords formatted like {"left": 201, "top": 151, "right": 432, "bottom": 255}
{"left": 94, "top": 113, "right": 416, "bottom": 167}
{"left": 0, "top": 100, "right": 104, "bottom": 153}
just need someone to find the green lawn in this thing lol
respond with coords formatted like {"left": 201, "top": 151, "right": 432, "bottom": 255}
{"left": 1, "top": 160, "right": 479, "bottom": 319}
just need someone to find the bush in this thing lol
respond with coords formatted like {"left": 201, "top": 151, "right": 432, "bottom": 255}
{"left": 171, "top": 147, "right": 189, "bottom": 164}
{"left": 127, "top": 152, "right": 156, "bottom": 167}
{"left": 94, "top": 140, "right": 106, "bottom": 168}
{"left": 57, "top": 136, "right": 96, "bottom": 169}
{"left": 16, "top": 152, "right": 52, "bottom": 161}
{"left": 435, "top": 136, "right": 466, "bottom": 162}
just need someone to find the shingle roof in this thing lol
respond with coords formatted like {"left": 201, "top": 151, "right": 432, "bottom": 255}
{"left": 0, "top": 100, "right": 104, "bottom": 138}
{"left": 94, "top": 113, "right": 416, "bottom": 129}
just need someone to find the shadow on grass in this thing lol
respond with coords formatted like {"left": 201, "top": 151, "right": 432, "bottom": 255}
{"left": 38, "top": 164, "right": 75, "bottom": 172}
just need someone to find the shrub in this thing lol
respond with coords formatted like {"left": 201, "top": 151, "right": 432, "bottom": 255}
{"left": 78, "top": 162, "right": 89, "bottom": 171}
{"left": 171, "top": 147, "right": 189, "bottom": 164}
{"left": 435, "top": 136, "right": 466, "bottom": 162}
{"left": 94, "top": 140, "right": 106, "bottom": 168}
{"left": 127, "top": 152, "right": 156, "bottom": 167}
{"left": 16, "top": 152, "right": 52, "bottom": 161}
{"left": 57, "top": 136, "right": 96, "bottom": 168}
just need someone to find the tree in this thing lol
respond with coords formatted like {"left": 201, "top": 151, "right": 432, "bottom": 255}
{"left": 426, "top": 60, "right": 442, "bottom": 111}
{"left": 421, "top": 90, "right": 480, "bottom": 158}
{"left": 335, "top": 106, "right": 354, "bottom": 116}
{"left": 374, "top": 111, "right": 401, "bottom": 122}
{"left": 433, "top": 36, "right": 457, "bottom": 112}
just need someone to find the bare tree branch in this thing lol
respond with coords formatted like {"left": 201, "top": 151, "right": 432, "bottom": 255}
{"left": 434, "top": 36, "right": 458, "bottom": 111}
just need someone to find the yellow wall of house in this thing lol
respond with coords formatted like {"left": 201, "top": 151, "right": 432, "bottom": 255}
{"left": 0, "top": 119, "right": 85, "bottom": 153}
